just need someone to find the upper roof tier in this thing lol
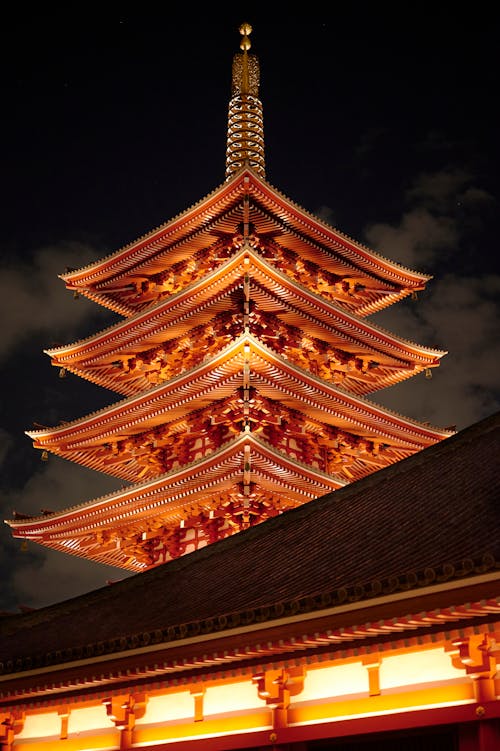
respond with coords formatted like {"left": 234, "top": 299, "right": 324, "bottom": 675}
{"left": 48, "top": 245, "right": 446, "bottom": 397}
{"left": 60, "top": 168, "right": 431, "bottom": 318}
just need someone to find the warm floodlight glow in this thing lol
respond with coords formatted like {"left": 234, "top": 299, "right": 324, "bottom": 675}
{"left": 300, "top": 662, "right": 368, "bottom": 702}
{"left": 380, "top": 648, "right": 461, "bottom": 689}
{"left": 137, "top": 691, "right": 194, "bottom": 725}
{"left": 16, "top": 712, "right": 60, "bottom": 739}
{"left": 204, "top": 680, "right": 264, "bottom": 715}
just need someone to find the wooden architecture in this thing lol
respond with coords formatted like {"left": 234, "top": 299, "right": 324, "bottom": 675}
{"left": 1, "top": 411, "right": 499, "bottom": 750}
{"left": 2, "top": 21, "right": 499, "bottom": 751}
{"left": 5, "top": 24, "right": 453, "bottom": 573}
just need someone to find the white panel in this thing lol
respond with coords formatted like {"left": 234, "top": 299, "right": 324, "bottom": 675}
{"left": 380, "top": 648, "right": 461, "bottom": 689}
{"left": 16, "top": 712, "right": 60, "bottom": 739}
{"left": 137, "top": 690, "right": 193, "bottom": 724}
{"left": 204, "top": 681, "right": 263, "bottom": 715}
{"left": 68, "top": 704, "right": 109, "bottom": 734}
{"left": 300, "top": 662, "right": 368, "bottom": 702}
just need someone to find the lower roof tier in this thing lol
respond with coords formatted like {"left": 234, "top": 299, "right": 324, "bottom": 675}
{"left": 13, "top": 339, "right": 454, "bottom": 571}
{"left": 27, "top": 335, "right": 454, "bottom": 477}
{"left": 28, "top": 388, "right": 421, "bottom": 485}
{"left": 8, "top": 432, "right": 345, "bottom": 570}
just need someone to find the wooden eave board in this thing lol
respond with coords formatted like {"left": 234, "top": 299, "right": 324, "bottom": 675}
{"left": 47, "top": 249, "right": 445, "bottom": 396}
{"left": 61, "top": 169, "right": 430, "bottom": 308}
{"left": 8, "top": 433, "right": 343, "bottom": 536}
{"left": 28, "top": 336, "right": 453, "bottom": 450}
{"left": 26, "top": 380, "right": 418, "bottom": 485}
{"left": 1, "top": 605, "right": 499, "bottom": 703}
{"left": 58, "top": 350, "right": 423, "bottom": 401}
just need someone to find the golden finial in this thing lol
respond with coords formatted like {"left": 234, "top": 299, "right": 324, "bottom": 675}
{"left": 225, "top": 23, "right": 265, "bottom": 180}
{"left": 239, "top": 22, "right": 252, "bottom": 51}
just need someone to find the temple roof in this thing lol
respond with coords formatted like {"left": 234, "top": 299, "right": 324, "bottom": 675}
{"left": 2, "top": 410, "right": 499, "bottom": 678}
{"left": 60, "top": 168, "right": 431, "bottom": 318}
{"left": 48, "top": 246, "right": 446, "bottom": 397}
{"left": 26, "top": 335, "right": 453, "bottom": 461}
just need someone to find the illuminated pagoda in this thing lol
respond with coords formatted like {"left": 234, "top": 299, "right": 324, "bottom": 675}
{"left": 7, "top": 23, "right": 453, "bottom": 572}
{"left": 2, "top": 22, "right": 500, "bottom": 751}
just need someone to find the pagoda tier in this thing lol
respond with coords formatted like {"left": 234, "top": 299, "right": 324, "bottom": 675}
{"left": 60, "top": 167, "right": 431, "bottom": 319}
{"left": 14, "top": 326, "right": 452, "bottom": 570}
{"left": 6, "top": 24, "right": 454, "bottom": 572}
{"left": 47, "top": 234, "right": 445, "bottom": 397}
{"left": 27, "top": 332, "right": 451, "bottom": 482}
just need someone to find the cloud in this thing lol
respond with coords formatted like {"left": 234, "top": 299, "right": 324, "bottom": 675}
{"left": 0, "top": 242, "right": 110, "bottom": 361}
{"left": 4, "top": 454, "right": 123, "bottom": 517}
{"left": 0, "top": 429, "right": 13, "bottom": 466}
{"left": 2, "top": 456, "right": 126, "bottom": 610}
{"left": 365, "top": 208, "right": 458, "bottom": 268}
{"left": 11, "top": 547, "right": 128, "bottom": 610}
{"left": 372, "top": 273, "right": 500, "bottom": 429}
{"left": 364, "top": 168, "right": 500, "bottom": 430}
{"left": 405, "top": 168, "right": 471, "bottom": 211}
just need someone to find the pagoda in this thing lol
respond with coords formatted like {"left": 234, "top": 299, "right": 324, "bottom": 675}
{"left": 6, "top": 24, "right": 453, "bottom": 573}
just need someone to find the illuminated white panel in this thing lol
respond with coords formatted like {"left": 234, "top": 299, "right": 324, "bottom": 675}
{"left": 204, "top": 681, "right": 263, "bottom": 715}
{"left": 380, "top": 648, "right": 461, "bottom": 689}
{"left": 17, "top": 712, "right": 60, "bottom": 739}
{"left": 300, "top": 662, "right": 367, "bottom": 702}
{"left": 68, "top": 704, "right": 109, "bottom": 734}
{"left": 137, "top": 691, "right": 193, "bottom": 724}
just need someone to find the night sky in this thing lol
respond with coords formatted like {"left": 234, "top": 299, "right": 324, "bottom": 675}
{"left": 1, "top": 8, "right": 498, "bottom": 611}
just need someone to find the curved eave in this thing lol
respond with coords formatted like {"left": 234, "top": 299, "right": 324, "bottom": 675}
{"left": 61, "top": 168, "right": 430, "bottom": 295}
{"left": 7, "top": 433, "right": 343, "bottom": 535}
{"left": 28, "top": 335, "right": 454, "bottom": 455}
{"left": 247, "top": 171, "right": 430, "bottom": 286}
{"left": 46, "top": 249, "right": 446, "bottom": 396}
{"left": 1, "top": 598, "right": 499, "bottom": 692}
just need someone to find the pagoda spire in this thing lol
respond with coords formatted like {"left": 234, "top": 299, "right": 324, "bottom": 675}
{"left": 225, "top": 23, "right": 265, "bottom": 180}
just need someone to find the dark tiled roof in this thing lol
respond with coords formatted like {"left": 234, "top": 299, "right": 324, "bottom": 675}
{"left": 1, "top": 410, "right": 499, "bottom": 667}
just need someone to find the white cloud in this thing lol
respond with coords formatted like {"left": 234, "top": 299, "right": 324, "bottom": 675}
{"left": 11, "top": 547, "right": 129, "bottom": 609}
{"left": 373, "top": 273, "right": 500, "bottom": 429}
{"left": 364, "top": 208, "right": 458, "bottom": 268}
{"left": 3, "top": 456, "right": 127, "bottom": 609}
{"left": 405, "top": 168, "right": 471, "bottom": 210}
{"left": 0, "top": 242, "right": 110, "bottom": 361}
{"left": 364, "top": 168, "right": 500, "bottom": 430}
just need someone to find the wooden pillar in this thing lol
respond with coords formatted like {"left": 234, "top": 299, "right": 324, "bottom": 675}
{"left": 190, "top": 687, "right": 205, "bottom": 722}
{"left": 448, "top": 634, "right": 497, "bottom": 702}
{"left": 363, "top": 655, "right": 381, "bottom": 696}
{"left": 459, "top": 719, "right": 500, "bottom": 751}
{"left": 0, "top": 712, "right": 24, "bottom": 751}
{"left": 253, "top": 666, "right": 306, "bottom": 750}
{"left": 103, "top": 692, "right": 146, "bottom": 750}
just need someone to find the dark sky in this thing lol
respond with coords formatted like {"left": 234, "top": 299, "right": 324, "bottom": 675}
{"left": 1, "top": 8, "right": 499, "bottom": 611}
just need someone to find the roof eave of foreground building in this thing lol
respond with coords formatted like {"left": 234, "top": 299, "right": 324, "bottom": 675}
{"left": 0, "top": 577, "right": 499, "bottom": 701}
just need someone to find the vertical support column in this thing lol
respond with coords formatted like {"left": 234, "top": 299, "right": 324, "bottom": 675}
{"left": 103, "top": 693, "right": 146, "bottom": 750}
{"left": 253, "top": 666, "right": 305, "bottom": 746}
{"left": 448, "top": 634, "right": 497, "bottom": 702}
{"left": 242, "top": 241, "right": 253, "bottom": 526}
{"left": 190, "top": 687, "right": 205, "bottom": 722}
{"left": 459, "top": 719, "right": 500, "bottom": 751}
{"left": 363, "top": 655, "right": 381, "bottom": 696}
{"left": 0, "top": 712, "right": 24, "bottom": 751}
{"left": 58, "top": 705, "right": 70, "bottom": 740}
